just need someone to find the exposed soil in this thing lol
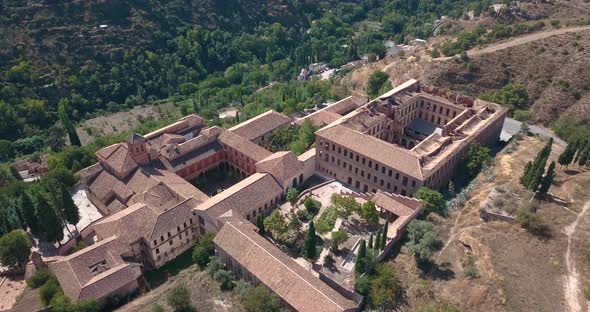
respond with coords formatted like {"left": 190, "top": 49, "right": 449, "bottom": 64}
{"left": 391, "top": 136, "right": 590, "bottom": 312}
{"left": 116, "top": 268, "right": 243, "bottom": 312}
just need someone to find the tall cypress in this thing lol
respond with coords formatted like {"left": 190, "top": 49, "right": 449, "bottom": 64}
{"left": 538, "top": 161, "right": 556, "bottom": 196}
{"left": 368, "top": 234, "right": 374, "bottom": 249}
{"left": 304, "top": 221, "right": 318, "bottom": 260}
{"left": 578, "top": 144, "right": 590, "bottom": 167}
{"left": 355, "top": 239, "right": 367, "bottom": 274}
{"left": 558, "top": 144, "right": 575, "bottom": 168}
{"left": 60, "top": 184, "right": 80, "bottom": 233}
{"left": 35, "top": 192, "right": 64, "bottom": 245}
{"left": 256, "top": 214, "right": 265, "bottom": 235}
{"left": 381, "top": 222, "right": 388, "bottom": 250}
{"left": 20, "top": 191, "right": 40, "bottom": 237}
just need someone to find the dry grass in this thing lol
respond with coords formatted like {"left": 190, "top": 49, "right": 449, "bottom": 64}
{"left": 391, "top": 136, "right": 590, "bottom": 312}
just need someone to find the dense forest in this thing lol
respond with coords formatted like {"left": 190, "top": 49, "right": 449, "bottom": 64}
{"left": 0, "top": 0, "right": 490, "bottom": 157}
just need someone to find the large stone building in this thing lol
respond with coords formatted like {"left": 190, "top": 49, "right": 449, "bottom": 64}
{"left": 46, "top": 79, "right": 506, "bottom": 309}
{"left": 314, "top": 79, "right": 507, "bottom": 196}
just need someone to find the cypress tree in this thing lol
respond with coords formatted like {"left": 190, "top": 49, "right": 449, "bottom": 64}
{"left": 538, "top": 161, "right": 556, "bottom": 196}
{"left": 520, "top": 161, "right": 533, "bottom": 188}
{"left": 381, "top": 222, "right": 388, "bottom": 250}
{"left": 578, "top": 145, "right": 590, "bottom": 167}
{"left": 304, "top": 221, "right": 318, "bottom": 260}
{"left": 525, "top": 138, "right": 553, "bottom": 191}
{"left": 256, "top": 214, "right": 265, "bottom": 235}
{"left": 558, "top": 144, "right": 575, "bottom": 168}
{"left": 374, "top": 229, "right": 381, "bottom": 251}
{"left": 355, "top": 239, "right": 367, "bottom": 274}
{"left": 368, "top": 234, "right": 373, "bottom": 249}
{"left": 35, "top": 192, "right": 64, "bottom": 245}
{"left": 20, "top": 191, "right": 40, "bottom": 237}
{"left": 60, "top": 184, "right": 80, "bottom": 233}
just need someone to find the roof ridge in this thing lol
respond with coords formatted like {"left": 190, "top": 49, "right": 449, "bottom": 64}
{"left": 227, "top": 222, "right": 348, "bottom": 310}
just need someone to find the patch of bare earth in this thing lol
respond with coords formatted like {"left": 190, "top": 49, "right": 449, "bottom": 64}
{"left": 391, "top": 136, "right": 590, "bottom": 311}
{"left": 116, "top": 268, "right": 242, "bottom": 312}
{"left": 75, "top": 102, "right": 179, "bottom": 145}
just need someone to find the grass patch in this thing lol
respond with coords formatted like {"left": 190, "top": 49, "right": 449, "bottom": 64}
{"left": 316, "top": 206, "right": 339, "bottom": 233}
{"left": 144, "top": 249, "right": 195, "bottom": 288}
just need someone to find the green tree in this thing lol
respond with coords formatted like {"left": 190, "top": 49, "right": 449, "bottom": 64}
{"left": 286, "top": 188, "right": 299, "bottom": 207}
{"left": 578, "top": 144, "right": 590, "bottom": 167}
{"left": 214, "top": 270, "right": 235, "bottom": 291}
{"left": 255, "top": 214, "right": 265, "bottom": 235}
{"left": 264, "top": 210, "right": 288, "bottom": 238}
{"left": 35, "top": 192, "right": 64, "bottom": 244}
{"left": 240, "top": 285, "right": 282, "bottom": 312}
{"left": 415, "top": 187, "right": 446, "bottom": 215}
{"left": 538, "top": 161, "right": 556, "bottom": 196}
{"left": 488, "top": 83, "right": 529, "bottom": 111}
{"left": 46, "top": 124, "right": 66, "bottom": 152}
{"left": 406, "top": 220, "right": 439, "bottom": 263}
{"left": 360, "top": 200, "right": 379, "bottom": 223}
{"left": 304, "top": 221, "right": 319, "bottom": 260}
{"left": 39, "top": 278, "right": 60, "bottom": 306}
{"left": 331, "top": 230, "right": 348, "bottom": 252}
{"left": 369, "top": 264, "right": 403, "bottom": 310}
{"left": 368, "top": 234, "right": 374, "bottom": 249}
{"left": 465, "top": 143, "right": 491, "bottom": 177}
{"left": 522, "top": 138, "right": 553, "bottom": 191}
{"left": 19, "top": 191, "right": 40, "bottom": 236}
{"left": 0, "top": 139, "right": 14, "bottom": 161}
{"left": 381, "top": 222, "right": 388, "bottom": 250}
{"left": 58, "top": 98, "right": 81, "bottom": 146}
{"left": 166, "top": 284, "right": 194, "bottom": 312}
{"left": 303, "top": 197, "right": 321, "bottom": 215}
{"left": 0, "top": 229, "right": 31, "bottom": 268}
{"left": 558, "top": 144, "right": 576, "bottom": 168}
{"left": 355, "top": 239, "right": 367, "bottom": 274}
{"left": 192, "top": 232, "right": 216, "bottom": 268}
{"left": 367, "top": 71, "right": 391, "bottom": 99}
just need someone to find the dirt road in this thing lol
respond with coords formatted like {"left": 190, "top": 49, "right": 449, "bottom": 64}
{"left": 436, "top": 25, "right": 590, "bottom": 61}
{"left": 563, "top": 201, "right": 590, "bottom": 312}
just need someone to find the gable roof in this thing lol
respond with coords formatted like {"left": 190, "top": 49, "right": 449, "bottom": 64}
{"left": 215, "top": 127, "right": 273, "bottom": 162}
{"left": 317, "top": 124, "right": 423, "bottom": 180}
{"left": 256, "top": 151, "right": 304, "bottom": 184}
{"left": 199, "top": 173, "right": 282, "bottom": 226}
{"left": 96, "top": 143, "right": 138, "bottom": 178}
{"left": 229, "top": 110, "right": 292, "bottom": 141}
{"left": 215, "top": 222, "right": 358, "bottom": 312}
{"left": 49, "top": 236, "right": 141, "bottom": 302}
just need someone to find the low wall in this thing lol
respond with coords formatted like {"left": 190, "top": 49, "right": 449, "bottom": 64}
{"left": 318, "top": 272, "right": 364, "bottom": 304}
{"left": 480, "top": 210, "right": 518, "bottom": 224}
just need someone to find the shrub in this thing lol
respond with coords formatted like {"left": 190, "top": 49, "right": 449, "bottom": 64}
{"left": 515, "top": 210, "right": 550, "bottom": 236}
{"left": 214, "top": 270, "right": 235, "bottom": 291}
{"left": 27, "top": 268, "right": 52, "bottom": 288}
{"left": 166, "top": 284, "right": 194, "bottom": 312}
{"left": 463, "top": 265, "right": 479, "bottom": 279}
{"left": 39, "top": 278, "right": 61, "bottom": 306}
{"left": 355, "top": 275, "right": 371, "bottom": 295}
{"left": 206, "top": 257, "right": 224, "bottom": 277}
{"left": 323, "top": 254, "right": 335, "bottom": 266}
{"left": 316, "top": 206, "right": 339, "bottom": 233}
{"left": 192, "top": 232, "right": 215, "bottom": 268}
{"left": 303, "top": 197, "right": 321, "bottom": 215}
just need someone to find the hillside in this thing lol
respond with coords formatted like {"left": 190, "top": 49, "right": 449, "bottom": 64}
{"left": 422, "top": 28, "right": 590, "bottom": 125}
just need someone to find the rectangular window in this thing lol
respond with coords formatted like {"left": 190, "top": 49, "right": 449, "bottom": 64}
{"left": 388, "top": 169, "right": 392, "bottom": 177}
{"left": 395, "top": 173, "right": 399, "bottom": 180}
{"left": 402, "top": 176, "right": 408, "bottom": 186}
{"left": 156, "top": 248, "right": 160, "bottom": 254}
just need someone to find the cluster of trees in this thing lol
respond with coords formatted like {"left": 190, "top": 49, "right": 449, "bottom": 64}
{"left": 367, "top": 71, "right": 392, "bottom": 99}
{"left": 559, "top": 139, "right": 590, "bottom": 169}
{"left": 261, "top": 120, "right": 319, "bottom": 155}
{"left": 440, "top": 21, "right": 545, "bottom": 56}
{"left": 355, "top": 221, "right": 390, "bottom": 274}
{"left": 480, "top": 83, "right": 530, "bottom": 118}
{"left": 415, "top": 187, "right": 447, "bottom": 216}
{"left": 355, "top": 263, "right": 405, "bottom": 310}
{"left": 27, "top": 269, "right": 100, "bottom": 312}
{"left": 405, "top": 220, "right": 440, "bottom": 264}
{"left": 521, "top": 138, "right": 556, "bottom": 196}
{"left": 1, "top": 0, "right": 486, "bottom": 156}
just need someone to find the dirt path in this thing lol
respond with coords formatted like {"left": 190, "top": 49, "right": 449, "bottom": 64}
{"left": 563, "top": 201, "right": 590, "bottom": 312}
{"left": 437, "top": 25, "right": 590, "bottom": 61}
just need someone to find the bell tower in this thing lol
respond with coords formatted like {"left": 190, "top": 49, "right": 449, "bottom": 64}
{"left": 127, "top": 133, "right": 150, "bottom": 165}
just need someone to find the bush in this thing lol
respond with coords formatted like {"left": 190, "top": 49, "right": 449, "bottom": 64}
{"left": 206, "top": 257, "right": 224, "bottom": 277}
{"left": 303, "top": 197, "right": 321, "bottom": 215}
{"left": 515, "top": 210, "right": 550, "bottom": 236}
{"left": 316, "top": 206, "right": 339, "bottom": 233}
{"left": 166, "top": 284, "right": 194, "bottom": 312}
{"left": 323, "top": 254, "right": 335, "bottom": 266}
{"left": 463, "top": 265, "right": 479, "bottom": 279}
{"left": 355, "top": 275, "right": 371, "bottom": 295}
{"left": 27, "top": 268, "right": 52, "bottom": 288}
{"left": 192, "top": 232, "right": 215, "bottom": 268}
{"left": 39, "top": 278, "right": 61, "bottom": 306}
{"left": 214, "top": 270, "right": 235, "bottom": 291}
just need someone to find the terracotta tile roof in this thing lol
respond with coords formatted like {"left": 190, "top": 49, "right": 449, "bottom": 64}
{"left": 229, "top": 110, "right": 292, "bottom": 141}
{"left": 93, "top": 203, "right": 158, "bottom": 244}
{"left": 199, "top": 173, "right": 282, "bottom": 224}
{"left": 215, "top": 127, "right": 273, "bottom": 162}
{"left": 296, "top": 97, "right": 364, "bottom": 127}
{"left": 87, "top": 169, "right": 134, "bottom": 204}
{"left": 372, "top": 190, "right": 422, "bottom": 217}
{"left": 317, "top": 124, "right": 423, "bottom": 179}
{"left": 256, "top": 152, "right": 304, "bottom": 185}
{"left": 215, "top": 222, "right": 358, "bottom": 312}
{"left": 96, "top": 143, "right": 138, "bottom": 178}
{"left": 144, "top": 114, "right": 205, "bottom": 140}
{"left": 49, "top": 236, "right": 141, "bottom": 302}
{"left": 128, "top": 182, "right": 184, "bottom": 213}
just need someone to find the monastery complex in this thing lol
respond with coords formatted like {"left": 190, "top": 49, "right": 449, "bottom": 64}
{"left": 43, "top": 80, "right": 507, "bottom": 311}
